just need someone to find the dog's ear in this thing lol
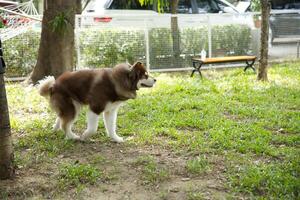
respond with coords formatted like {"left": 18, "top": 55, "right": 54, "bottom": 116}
{"left": 133, "top": 61, "right": 143, "bottom": 68}
{"left": 129, "top": 62, "right": 144, "bottom": 78}
{"left": 128, "top": 65, "right": 139, "bottom": 90}
{"left": 128, "top": 62, "right": 144, "bottom": 90}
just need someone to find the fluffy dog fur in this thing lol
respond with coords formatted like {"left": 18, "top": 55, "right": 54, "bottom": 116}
{"left": 39, "top": 62, "right": 156, "bottom": 142}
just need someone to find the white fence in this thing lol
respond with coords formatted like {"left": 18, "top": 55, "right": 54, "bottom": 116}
{"left": 2, "top": 12, "right": 300, "bottom": 77}
{"left": 75, "top": 13, "right": 261, "bottom": 71}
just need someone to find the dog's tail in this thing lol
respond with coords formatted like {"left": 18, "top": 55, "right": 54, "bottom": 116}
{"left": 38, "top": 76, "right": 55, "bottom": 97}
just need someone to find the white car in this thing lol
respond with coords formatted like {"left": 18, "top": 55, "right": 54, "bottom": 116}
{"left": 80, "top": 0, "right": 242, "bottom": 28}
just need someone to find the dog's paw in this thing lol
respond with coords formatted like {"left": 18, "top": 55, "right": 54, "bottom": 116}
{"left": 81, "top": 130, "right": 96, "bottom": 141}
{"left": 52, "top": 124, "right": 60, "bottom": 131}
{"left": 79, "top": 137, "right": 86, "bottom": 142}
{"left": 112, "top": 136, "right": 124, "bottom": 143}
{"left": 79, "top": 135, "right": 90, "bottom": 142}
{"left": 125, "top": 136, "right": 134, "bottom": 141}
{"left": 65, "top": 133, "right": 80, "bottom": 140}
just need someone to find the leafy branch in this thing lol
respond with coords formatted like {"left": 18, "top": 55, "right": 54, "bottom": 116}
{"left": 139, "top": 0, "right": 169, "bottom": 13}
{"left": 48, "top": 10, "right": 73, "bottom": 35}
{"left": 251, "top": 0, "right": 261, "bottom": 12}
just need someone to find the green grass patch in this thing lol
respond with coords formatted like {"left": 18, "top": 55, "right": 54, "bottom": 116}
{"left": 58, "top": 162, "right": 102, "bottom": 190}
{"left": 228, "top": 161, "right": 300, "bottom": 199}
{"left": 186, "top": 191, "right": 205, "bottom": 200}
{"left": 6, "top": 61, "right": 300, "bottom": 198}
{"left": 133, "top": 155, "right": 169, "bottom": 185}
{"left": 186, "top": 155, "right": 210, "bottom": 175}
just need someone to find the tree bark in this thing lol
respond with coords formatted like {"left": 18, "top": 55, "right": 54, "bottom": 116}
{"left": 0, "top": 73, "right": 14, "bottom": 180}
{"left": 257, "top": 0, "right": 270, "bottom": 81}
{"left": 29, "top": 0, "right": 77, "bottom": 84}
{"left": 170, "top": 0, "right": 180, "bottom": 67}
{"left": 76, "top": 0, "right": 82, "bottom": 14}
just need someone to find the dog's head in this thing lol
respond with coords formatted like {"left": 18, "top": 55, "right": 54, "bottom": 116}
{"left": 128, "top": 62, "right": 156, "bottom": 90}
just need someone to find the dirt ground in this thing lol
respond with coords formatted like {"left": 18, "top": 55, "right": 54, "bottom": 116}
{"left": 0, "top": 140, "right": 229, "bottom": 200}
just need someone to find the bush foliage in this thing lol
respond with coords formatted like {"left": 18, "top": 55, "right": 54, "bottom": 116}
{"left": 3, "top": 25, "right": 251, "bottom": 77}
{"left": 3, "top": 31, "right": 40, "bottom": 77}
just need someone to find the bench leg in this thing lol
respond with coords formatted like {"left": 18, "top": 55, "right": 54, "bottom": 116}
{"left": 191, "top": 61, "right": 203, "bottom": 78}
{"left": 244, "top": 60, "right": 256, "bottom": 72}
{"left": 191, "top": 69, "right": 196, "bottom": 77}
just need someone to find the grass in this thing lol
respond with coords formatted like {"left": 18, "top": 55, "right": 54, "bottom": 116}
{"left": 133, "top": 155, "right": 169, "bottom": 185}
{"left": 186, "top": 190, "right": 205, "bottom": 200}
{"left": 3, "top": 61, "right": 300, "bottom": 199}
{"left": 229, "top": 162, "right": 299, "bottom": 198}
{"left": 186, "top": 155, "right": 210, "bottom": 175}
{"left": 58, "top": 162, "right": 102, "bottom": 189}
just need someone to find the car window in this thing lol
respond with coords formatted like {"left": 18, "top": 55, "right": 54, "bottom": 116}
{"left": 178, "top": 0, "right": 193, "bottom": 13}
{"left": 196, "top": 0, "right": 220, "bottom": 13}
{"left": 271, "top": 0, "right": 300, "bottom": 9}
{"left": 85, "top": 0, "right": 107, "bottom": 13}
{"left": 154, "top": 0, "right": 193, "bottom": 14}
{"left": 108, "top": 0, "right": 153, "bottom": 10}
{"left": 284, "top": 2, "right": 300, "bottom": 9}
{"left": 103, "top": 0, "right": 228, "bottom": 14}
{"left": 85, "top": 1, "right": 96, "bottom": 12}
{"left": 168, "top": 0, "right": 222, "bottom": 14}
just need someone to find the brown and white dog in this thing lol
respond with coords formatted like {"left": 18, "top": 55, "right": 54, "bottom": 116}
{"left": 38, "top": 62, "right": 156, "bottom": 142}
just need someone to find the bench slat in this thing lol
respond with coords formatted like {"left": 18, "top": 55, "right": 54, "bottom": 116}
{"left": 192, "top": 56, "right": 256, "bottom": 64}
{"left": 191, "top": 55, "right": 256, "bottom": 77}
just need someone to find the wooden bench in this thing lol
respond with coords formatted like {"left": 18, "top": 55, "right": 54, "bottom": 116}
{"left": 191, "top": 56, "right": 256, "bottom": 77}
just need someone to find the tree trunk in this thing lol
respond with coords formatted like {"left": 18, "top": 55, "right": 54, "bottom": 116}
{"left": 0, "top": 73, "right": 14, "bottom": 179}
{"left": 29, "top": 0, "right": 77, "bottom": 84}
{"left": 257, "top": 0, "right": 270, "bottom": 81}
{"left": 76, "top": 0, "right": 82, "bottom": 14}
{"left": 170, "top": 0, "right": 180, "bottom": 67}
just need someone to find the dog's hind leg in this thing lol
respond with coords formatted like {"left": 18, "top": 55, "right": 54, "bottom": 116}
{"left": 52, "top": 117, "right": 61, "bottom": 131}
{"left": 61, "top": 118, "right": 80, "bottom": 140}
{"left": 50, "top": 92, "right": 81, "bottom": 140}
{"left": 81, "top": 109, "right": 99, "bottom": 141}
{"left": 103, "top": 108, "right": 124, "bottom": 143}
{"left": 54, "top": 98, "right": 80, "bottom": 140}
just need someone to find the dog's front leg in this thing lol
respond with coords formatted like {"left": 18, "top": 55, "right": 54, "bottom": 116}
{"left": 81, "top": 110, "right": 99, "bottom": 141}
{"left": 103, "top": 108, "right": 124, "bottom": 143}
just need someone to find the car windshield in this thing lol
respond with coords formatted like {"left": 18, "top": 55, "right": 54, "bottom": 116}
{"left": 94, "top": 0, "right": 234, "bottom": 14}
{"left": 85, "top": 0, "right": 107, "bottom": 12}
{"left": 166, "top": 0, "right": 221, "bottom": 14}
{"left": 108, "top": 0, "right": 153, "bottom": 10}
{"left": 271, "top": 0, "right": 300, "bottom": 9}
{"left": 196, "top": 0, "right": 220, "bottom": 13}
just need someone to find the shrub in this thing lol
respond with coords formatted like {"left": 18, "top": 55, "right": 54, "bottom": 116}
{"left": 211, "top": 24, "right": 252, "bottom": 56}
{"left": 2, "top": 30, "right": 40, "bottom": 77}
{"left": 2, "top": 25, "right": 251, "bottom": 77}
{"left": 79, "top": 29, "right": 145, "bottom": 68}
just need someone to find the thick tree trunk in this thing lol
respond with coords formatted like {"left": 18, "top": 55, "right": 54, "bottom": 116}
{"left": 170, "top": 0, "right": 180, "bottom": 67}
{"left": 257, "top": 0, "right": 270, "bottom": 81}
{"left": 29, "top": 0, "right": 77, "bottom": 84}
{"left": 76, "top": 0, "right": 82, "bottom": 14}
{"left": 0, "top": 73, "right": 14, "bottom": 180}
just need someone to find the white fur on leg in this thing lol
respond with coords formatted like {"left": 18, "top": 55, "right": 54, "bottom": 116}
{"left": 81, "top": 110, "right": 99, "bottom": 141}
{"left": 65, "top": 121, "right": 80, "bottom": 140}
{"left": 64, "top": 100, "right": 81, "bottom": 140}
{"left": 53, "top": 117, "right": 61, "bottom": 131}
{"left": 103, "top": 108, "right": 123, "bottom": 143}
